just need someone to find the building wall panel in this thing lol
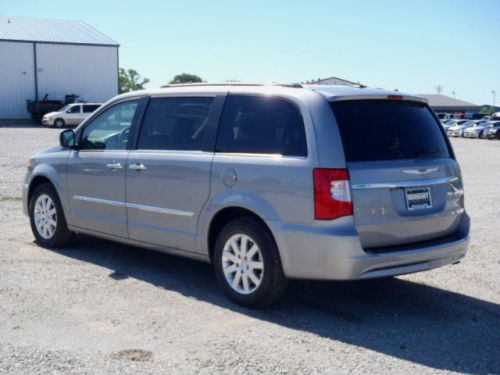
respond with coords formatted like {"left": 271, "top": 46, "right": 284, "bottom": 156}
{"left": 36, "top": 43, "right": 118, "bottom": 104}
{"left": 0, "top": 41, "right": 35, "bottom": 119}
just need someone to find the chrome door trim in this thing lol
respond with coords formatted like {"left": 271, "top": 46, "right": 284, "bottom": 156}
{"left": 73, "top": 195, "right": 124, "bottom": 207}
{"left": 125, "top": 202, "right": 194, "bottom": 217}
{"left": 351, "top": 176, "right": 458, "bottom": 190}
{"left": 72, "top": 195, "right": 193, "bottom": 217}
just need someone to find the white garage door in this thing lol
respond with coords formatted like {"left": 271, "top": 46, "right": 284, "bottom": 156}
{"left": 0, "top": 41, "right": 35, "bottom": 119}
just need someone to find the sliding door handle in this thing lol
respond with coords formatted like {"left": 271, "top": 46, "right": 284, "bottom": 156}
{"left": 106, "top": 162, "right": 123, "bottom": 170}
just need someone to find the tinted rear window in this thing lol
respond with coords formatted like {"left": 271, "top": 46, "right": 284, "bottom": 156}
{"left": 331, "top": 100, "right": 451, "bottom": 162}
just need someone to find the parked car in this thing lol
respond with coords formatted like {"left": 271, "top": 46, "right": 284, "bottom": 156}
{"left": 42, "top": 103, "right": 101, "bottom": 127}
{"left": 443, "top": 119, "right": 468, "bottom": 132}
{"left": 22, "top": 84, "right": 469, "bottom": 308}
{"left": 447, "top": 120, "right": 475, "bottom": 137}
{"left": 484, "top": 121, "right": 500, "bottom": 139}
{"left": 441, "top": 119, "right": 455, "bottom": 127}
{"left": 462, "top": 120, "right": 492, "bottom": 138}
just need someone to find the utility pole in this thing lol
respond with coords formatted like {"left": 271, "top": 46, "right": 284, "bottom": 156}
{"left": 435, "top": 85, "right": 443, "bottom": 95}
{"left": 492, "top": 90, "right": 496, "bottom": 108}
{"left": 452, "top": 91, "right": 456, "bottom": 98}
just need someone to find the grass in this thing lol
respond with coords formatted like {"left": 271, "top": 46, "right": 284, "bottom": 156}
{"left": 0, "top": 196, "right": 22, "bottom": 202}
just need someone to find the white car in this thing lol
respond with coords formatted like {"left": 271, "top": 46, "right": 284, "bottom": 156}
{"left": 443, "top": 119, "right": 467, "bottom": 132}
{"left": 463, "top": 120, "right": 491, "bottom": 138}
{"left": 42, "top": 103, "right": 101, "bottom": 127}
{"left": 447, "top": 120, "right": 475, "bottom": 137}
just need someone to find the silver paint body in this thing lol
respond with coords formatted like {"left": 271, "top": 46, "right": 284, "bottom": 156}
{"left": 23, "top": 85, "right": 469, "bottom": 280}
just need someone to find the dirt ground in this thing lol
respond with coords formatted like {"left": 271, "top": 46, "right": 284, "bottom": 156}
{"left": 0, "top": 125, "right": 499, "bottom": 374}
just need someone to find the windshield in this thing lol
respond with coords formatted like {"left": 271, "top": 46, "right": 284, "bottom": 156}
{"left": 460, "top": 121, "right": 474, "bottom": 127}
{"left": 330, "top": 100, "right": 451, "bottom": 162}
{"left": 58, "top": 104, "right": 71, "bottom": 112}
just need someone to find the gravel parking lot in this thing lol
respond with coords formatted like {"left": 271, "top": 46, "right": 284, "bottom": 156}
{"left": 0, "top": 124, "right": 499, "bottom": 374}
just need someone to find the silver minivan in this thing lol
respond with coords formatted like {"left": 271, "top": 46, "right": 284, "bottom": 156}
{"left": 23, "top": 84, "right": 470, "bottom": 307}
{"left": 42, "top": 103, "right": 102, "bottom": 127}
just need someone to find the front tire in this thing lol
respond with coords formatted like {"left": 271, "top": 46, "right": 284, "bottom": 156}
{"left": 54, "top": 118, "right": 65, "bottom": 128}
{"left": 214, "top": 217, "right": 288, "bottom": 308}
{"left": 29, "top": 183, "right": 73, "bottom": 248}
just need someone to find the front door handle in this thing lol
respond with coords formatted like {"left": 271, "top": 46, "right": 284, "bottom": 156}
{"left": 128, "top": 163, "right": 147, "bottom": 171}
{"left": 106, "top": 162, "right": 123, "bottom": 170}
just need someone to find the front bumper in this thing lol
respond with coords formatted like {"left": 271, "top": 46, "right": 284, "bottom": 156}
{"left": 463, "top": 132, "right": 479, "bottom": 138}
{"left": 272, "top": 215, "right": 469, "bottom": 280}
{"left": 41, "top": 118, "right": 53, "bottom": 126}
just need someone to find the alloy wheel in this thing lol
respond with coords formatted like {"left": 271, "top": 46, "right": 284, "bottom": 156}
{"left": 222, "top": 234, "right": 264, "bottom": 295}
{"left": 34, "top": 194, "right": 57, "bottom": 239}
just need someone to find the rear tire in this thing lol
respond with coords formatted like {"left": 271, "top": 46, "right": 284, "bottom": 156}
{"left": 213, "top": 217, "right": 288, "bottom": 308}
{"left": 29, "top": 183, "right": 73, "bottom": 248}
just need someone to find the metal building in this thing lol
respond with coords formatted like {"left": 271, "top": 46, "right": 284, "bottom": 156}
{"left": 0, "top": 15, "right": 119, "bottom": 120}
{"left": 417, "top": 94, "right": 480, "bottom": 114}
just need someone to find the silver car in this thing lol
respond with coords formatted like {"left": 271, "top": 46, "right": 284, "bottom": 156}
{"left": 23, "top": 84, "right": 470, "bottom": 307}
{"left": 447, "top": 120, "right": 475, "bottom": 137}
{"left": 463, "top": 120, "right": 492, "bottom": 138}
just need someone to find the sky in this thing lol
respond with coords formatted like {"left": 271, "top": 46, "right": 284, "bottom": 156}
{"left": 2, "top": 0, "right": 499, "bottom": 106}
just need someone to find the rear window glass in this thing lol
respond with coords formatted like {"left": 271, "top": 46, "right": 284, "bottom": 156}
{"left": 216, "top": 95, "right": 307, "bottom": 156}
{"left": 331, "top": 100, "right": 451, "bottom": 162}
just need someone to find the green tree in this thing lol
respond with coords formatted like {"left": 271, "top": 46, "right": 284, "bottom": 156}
{"left": 479, "top": 106, "right": 495, "bottom": 116}
{"left": 170, "top": 73, "right": 203, "bottom": 84}
{"left": 119, "top": 68, "right": 150, "bottom": 93}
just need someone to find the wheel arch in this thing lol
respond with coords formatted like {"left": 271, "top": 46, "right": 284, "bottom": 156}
{"left": 27, "top": 166, "right": 68, "bottom": 220}
{"left": 28, "top": 175, "right": 56, "bottom": 205}
{"left": 207, "top": 206, "right": 277, "bottom": 264}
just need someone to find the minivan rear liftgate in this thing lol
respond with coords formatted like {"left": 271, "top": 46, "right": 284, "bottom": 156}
{"left": 330, "top": 99, "right": 467, "bottom": 251}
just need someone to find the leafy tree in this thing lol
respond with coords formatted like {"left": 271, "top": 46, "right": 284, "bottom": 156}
{"left": 119, "top": 68, "right": 150, "bottom": 93}
{"left": 479, "top": 106, "right": 495, "bottom": 116}
{"left": 170, "top": 73, "right": 203, "bottom": 84}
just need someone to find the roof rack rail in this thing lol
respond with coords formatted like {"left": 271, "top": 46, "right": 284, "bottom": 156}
{"left": 160, "top": 82, "right": 303, "bottom": 89}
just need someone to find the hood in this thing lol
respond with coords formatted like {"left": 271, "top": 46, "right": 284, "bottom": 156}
{"left": 34, "top": 145, "right": 64, "bottom": 157}
{"left": 43, "top": 111, "right": 60, "bottom": 117}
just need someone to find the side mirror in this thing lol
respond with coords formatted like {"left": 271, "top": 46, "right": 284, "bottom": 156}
{"left": 60, "top": 129, "right": 76, "bottom": 149}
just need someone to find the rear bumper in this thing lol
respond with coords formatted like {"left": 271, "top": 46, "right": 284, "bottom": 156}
{"left": 271, "top": 214, "right": 469, "bottom": 280}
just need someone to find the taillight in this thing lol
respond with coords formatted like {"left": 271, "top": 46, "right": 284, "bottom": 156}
{"left": 313, "top": 168, "right": 353, "bottom": 220}
{"left": 387, "top": 94, "right": 404, "bottom": 100}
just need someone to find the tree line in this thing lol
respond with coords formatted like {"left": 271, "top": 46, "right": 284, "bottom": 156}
{"left": 119, "top": 68, "right": 202, "bottom": 93}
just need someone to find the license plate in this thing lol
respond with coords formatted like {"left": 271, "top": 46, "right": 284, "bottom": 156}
{"left": 405, "top": 187, "right": 432, "bottom": 210}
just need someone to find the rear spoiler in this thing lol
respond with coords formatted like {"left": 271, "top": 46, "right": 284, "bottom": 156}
{"left": 329, "top": 94, "right": 428, "bottom": 104}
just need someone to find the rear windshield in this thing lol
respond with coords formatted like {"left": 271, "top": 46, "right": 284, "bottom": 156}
{"left": 330, "top": 100, "right": 451, "bottom": 162}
